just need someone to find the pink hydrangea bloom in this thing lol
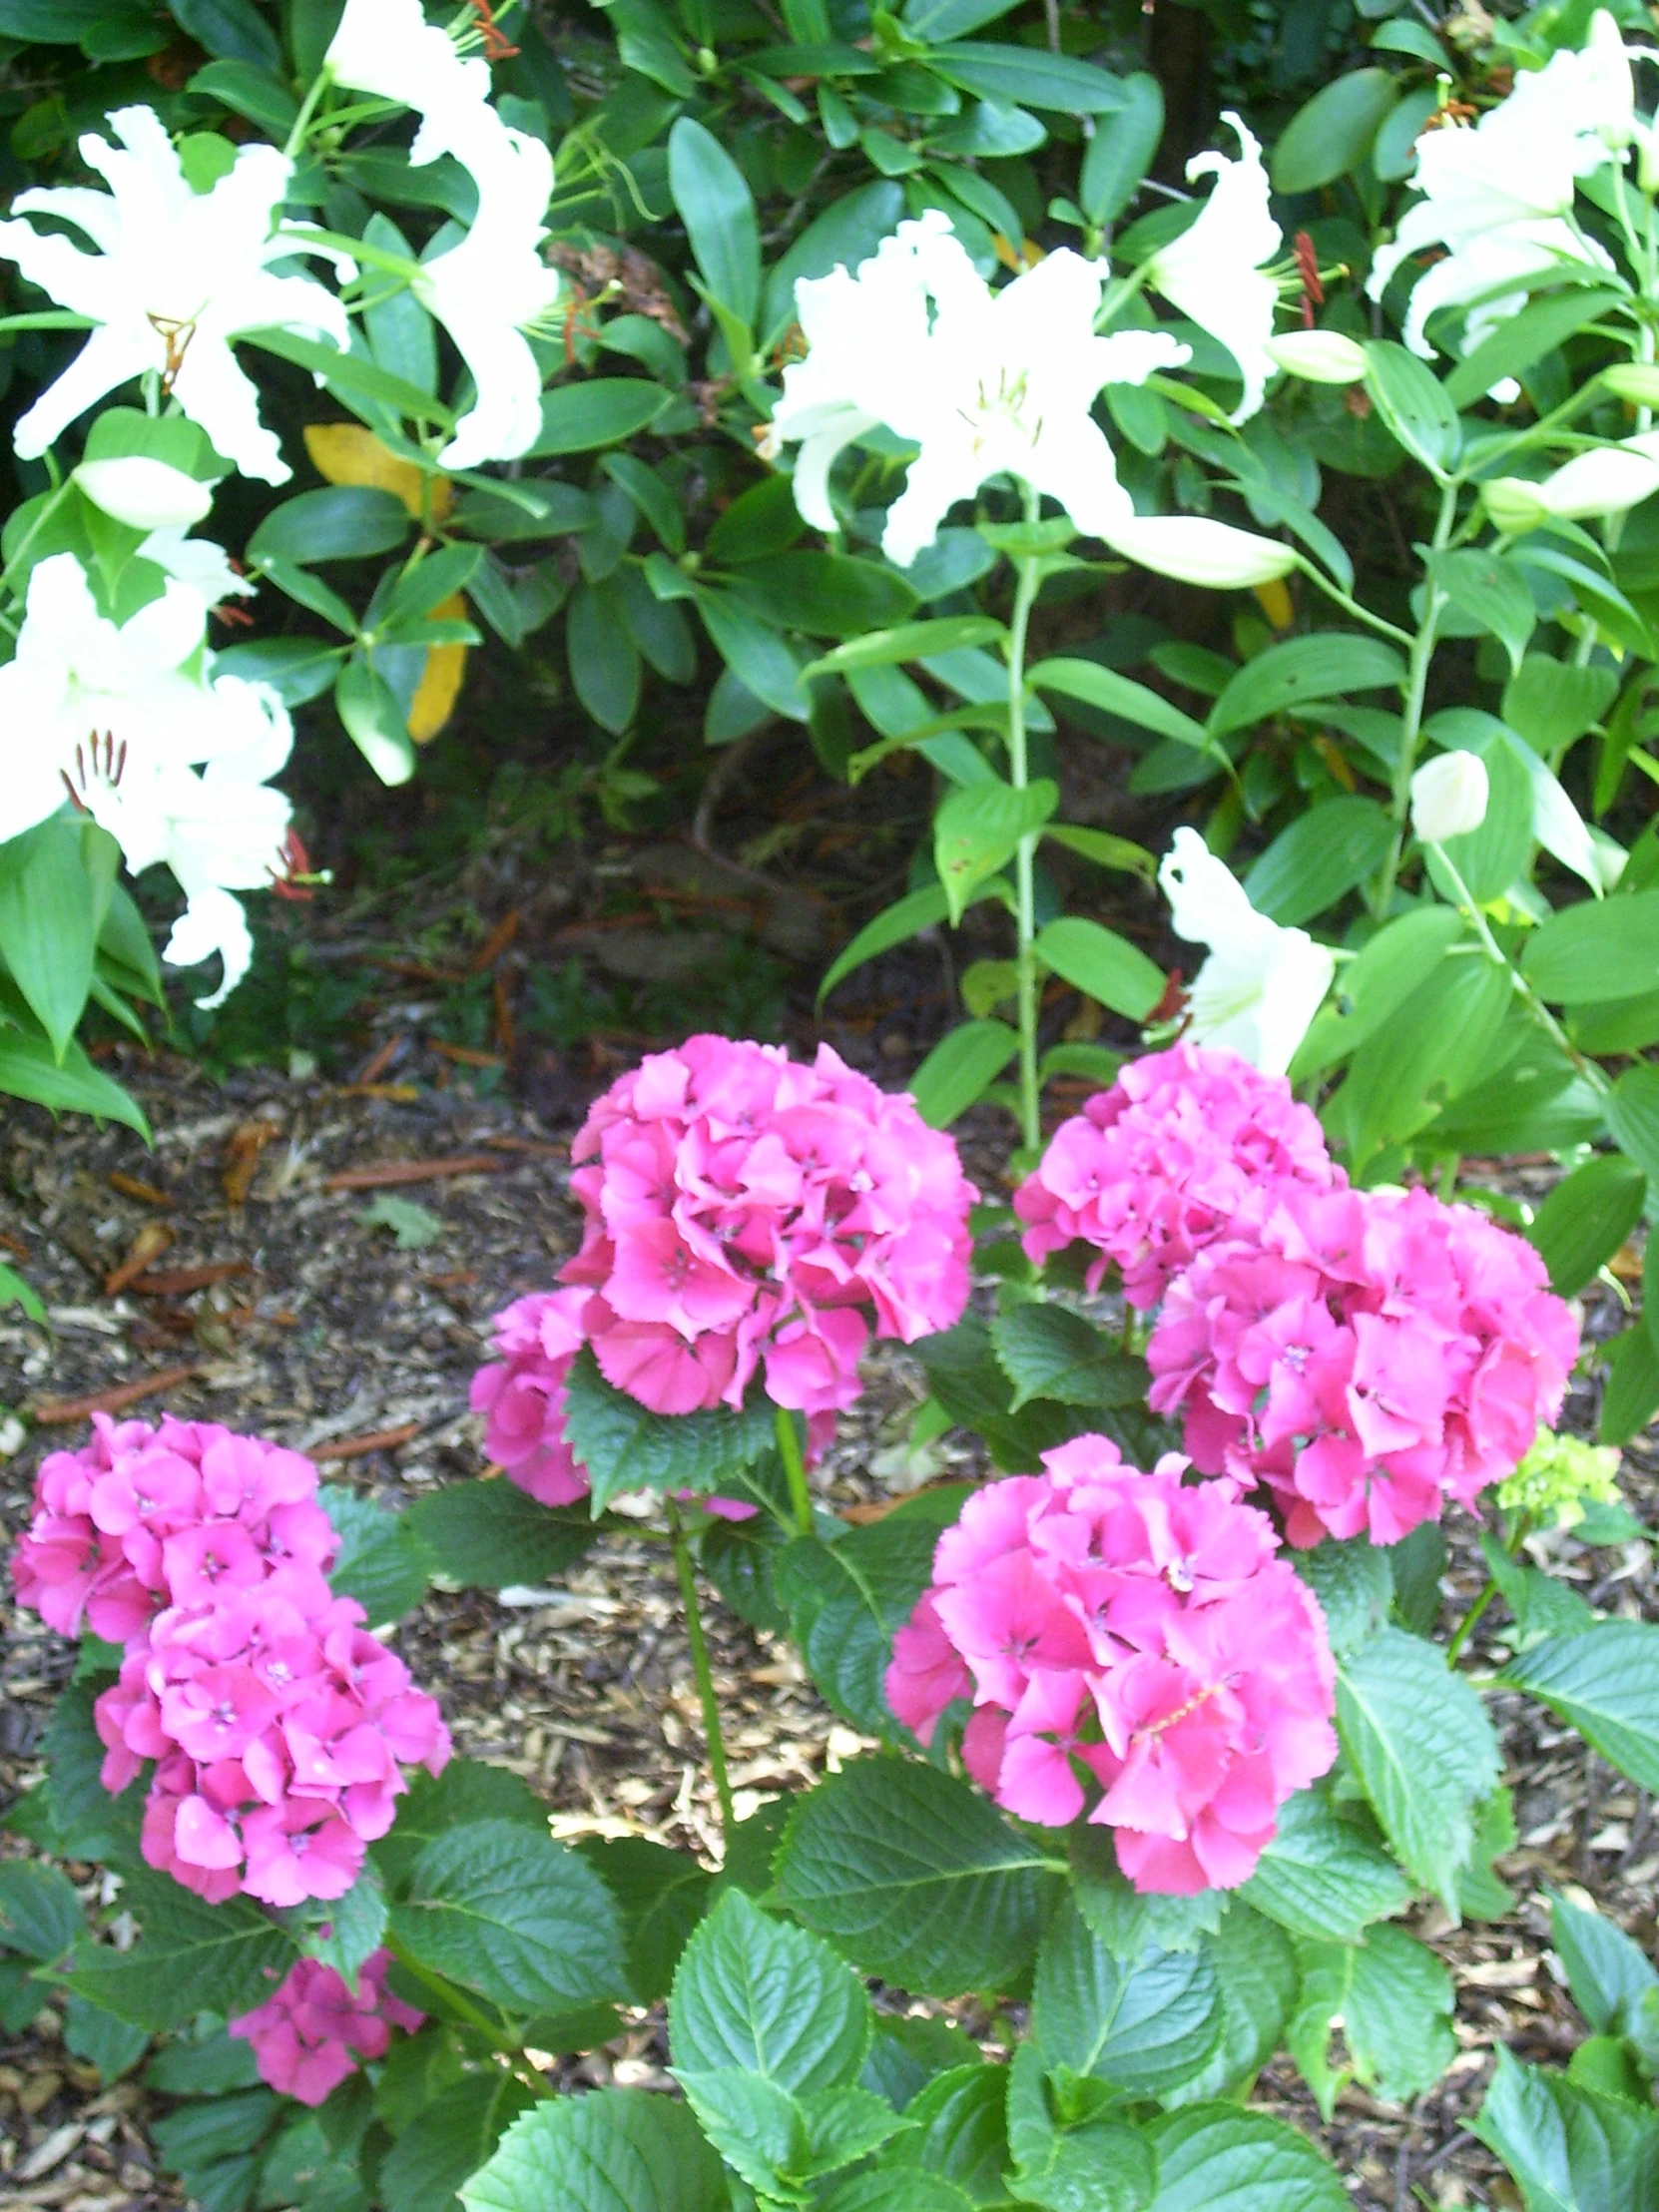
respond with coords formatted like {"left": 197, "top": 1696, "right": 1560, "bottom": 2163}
{"left": 230, "top": 1949, "right": 423, "bottom": 2105}
{"left": 1146, "top": 1183, "right": 1579, "bottom": 1546}
{"left": 885, "top": 1437, "right": 1338, "bottom": 1895}
{"left": 12, "top": 1417, "right": 450, "bottom": 1906}
{"left": 561, "top": 1035, "right": 977, "bottom": 1418}
{"left": 1013, "top": 1042, "right": 1340, "bottom": 1308}
{"left": 468, "top": 1288, "right": 591, "bottom": 1506}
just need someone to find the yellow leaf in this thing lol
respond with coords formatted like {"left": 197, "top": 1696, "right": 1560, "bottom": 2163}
{"left": 408, "top": 593, "right": 469, "bottom": 743}
{"left": 1253, "top": 577, "right": 1295, "bottom": 631}
{"left": 302, "top": 423, "right": 453, "bottom": 524}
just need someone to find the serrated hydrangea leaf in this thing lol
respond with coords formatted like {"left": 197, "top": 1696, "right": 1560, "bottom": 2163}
{"left": 1239, "top": 1786, "right": 1410, "bottom": 1942}
{"left": 1144, "top": 2104, "right": 1348, "bottom": 2211}
{"left": 818, "top": 2175, "right": 978, "bottom": 2212}
{"left": 575, "top": 1836, "right": 712, "bottom": 2006}
{"left": 1549, "top": 1892, "right": 1659, "bottom": 2033}
{"left": 380, "top": 2072, "right": 534, "bottom": 2212}
{"left": 285, "top": 1864, "right": 387, "bottom": 1987}
{"left": 65, "top": 1870, "right": 298, "bottom": 2031}
{"left": 402, "top": 1478, "right": 599, "bottom": 1593}
{"left": 561, "top": 1347, "right": 777, "bottom": 1509}
{"left": 776, "top": 1518, "right": 943, "bottom": 1738}
{"left": 673, "top": 2066, "right": 806, "bottom": 2199}
{"left": 1290, "top": 1925, "right": 1455, "bottom": 2118}
{"left": 776, "top": 1759, "right": 1061, "bottom": 1995}
{"left": 1291, "top": 1536, "right": 1392, "bottom": 1658}
{"left": 1163, "top": 1903, "right": 1299, "bottom": 2107}
{"left": 860, "top": 2016, "right": 981, "bottom": 2113}
{"left": 0, "top": 1861, "right": 83, "bottom": 1962}
{"left": 320, "top": 1485, "right": 434, "bottom": 1625}
{"left": 1004, "top": 2040, "right": 1155, "bottom": 2212}
{"left": 1498, "top": 1621, "right": 1659, "bottom": 1792}
{"left": 39, "top": 1683, "right": 144, "bottom": 1865}
{"left": 459, "top": 2088, "right": 730, "bottom": 2212}
{"left": 877, "top": 2063, "right": 1008, "bottom": 2199}
{"left": 1335, "top": 1629, "right": 1501, "bottom": 1911}
{"left": 371, "top": 1760, "right": 551, "bottom": 1896}
{"left": 1473, "top": 2044, "right": 1659, "bottom": 2212}
{"left": 798, "top": 2084, "right": 913, "bottom": 2177}
{"left": 391, "top": 1819, "right": 627, "bottom": 2014}
{"left": 1032, "top": 1896, "right": 1221, "bottom": 2098}
{"left": 1457, "top": 1789, "right": 1519, "bottom": 1923}
{"left": 1070, "top": 1827, "right": 1224, "bottom": 1955}
{"left": 63, "top": 1992, "right": 152, "bottom": 2085}
{"left": 669, "top": 1889, "right": 870, "bottom": 2091}
{"left": 989, "top": 1304, "right": 1147, "bottom": 1413}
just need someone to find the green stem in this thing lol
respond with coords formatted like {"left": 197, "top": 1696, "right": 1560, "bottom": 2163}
{"left": 1293, "top": 558, "right": 1414, "bottom": 649}
{"left": 383, "top": 1936, "right": 516, "bottom": 2045}
{"left": 775, "top": 1403, "right": 814, "bottom": 1536}
{"left": 282, "top": 66, "right": 331, "bottom": 160}
{"left": 669, "top": 1498, "right": 736, "bottom": 1841}
{"left": 1445, "top": 1580, "right": 1496, "bottom": 1665}
{"left": 1430, "top": 843, "right": 1611, "bottom": 1091}
{"left": 1375, "top": 479, "right": 1459, "bottom": 917}
{"left": 0, "top": 479, "right": 74, "bottom": 603}
{"left": 1006, "top": 481, "right": 1044, "bottom": 1156}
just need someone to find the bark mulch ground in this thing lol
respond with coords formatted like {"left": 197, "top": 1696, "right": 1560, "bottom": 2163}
{"left": 0, "top": 1060, "right": 1652, "bottom": 2212}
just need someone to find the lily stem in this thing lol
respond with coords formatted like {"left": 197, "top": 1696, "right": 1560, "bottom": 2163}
{"left": 1375, "top": 478, "right": 1458, "bottom": 918}
{"left": 669, "top": 1497, "right": 736, "bottom": 1842}
{"left": 776, "top": 1403, "right": 814, "bottom": 1536}
{"left": 1007, "top": 478, "right": 1044, "bottom": 1157}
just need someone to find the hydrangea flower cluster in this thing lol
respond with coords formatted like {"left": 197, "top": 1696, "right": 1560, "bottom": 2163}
{"left": 469, "top": 1287, "right": 592, "bottom": 1507}
{"left": 886, "top": 1436, "right": 1338, "bottom": 1894}
{"left": 231, "top": 1949, "right": 423, "bottom": 2105}
{"left": 1147, "top": 1185, "right": 1579, "bottom": 1547}
{"left": 10, "top": 1414, "right": 450, "bottom": 1907}
{"left": 559, "top": 1034, "right": 977, "bottom": 1419}
{"left": 1013, "top": 1041, "right": 1340, "bottom": 1310}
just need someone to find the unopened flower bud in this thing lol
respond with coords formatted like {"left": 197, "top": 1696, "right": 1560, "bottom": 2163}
{"left": 1106, "top": 514, "right": 1297, "bottom": 589}
{"left": 73, "top": 455, "right": 213, "bottom": 530}
{"left": 1264, "top": 330, "right": 1369, "bottom": 384}
{"left": 1411, "top": 749, "right": 1489, "bottom": 843}
{"left": 1604, "top": 363, "right": 1659, "bottom": 406}
{"left": 1480, "top": 476, "right": 1551, "bottom": 534}
{"left": 1525, "top": 434, "right": 1659, "bottom": 521}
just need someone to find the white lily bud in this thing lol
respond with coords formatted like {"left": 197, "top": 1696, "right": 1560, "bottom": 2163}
{"left": 1529, "top": 435, "right": 1659, "bottom": 521}
{"left": 1481, "top": 477, "right": 1552, "bottom": 534}
{"left": 1411, "top": 750, "right": 1489, "bottom": 843}
{"left": 1264, "top": 330, "right": 1369, "bottom": 384}
{"left": 1604, "top": 363, "right": 1659, "bottom": 406}
{"left": 1105, "top": 514, "right": 1298, "bottom": 589}
{"left": 73, "top": 455, "right": 214, "bottom": 530}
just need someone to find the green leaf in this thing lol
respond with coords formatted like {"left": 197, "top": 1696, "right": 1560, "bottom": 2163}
{"left": 403, "top": 1478, "right": 598, "bottom": 1593}
{"left": 1044, "top": 825, "right": 1156, "bottom": 880}
{"left": 733, "top": 553, "right": 919, "bottom": 639}
{"left": 560, "top": 1347, "right": 777, "bottom": 1513}
{"left": 821, "top": 2175, "right": 977, "bottom": 2212}
{"left": 1291, "top": 904, "right": 1464, "bottom": 1079}
{"left": 1069, "top": 1829, "right": 1223, "bottom": 1958}
{"left": 989, "top": 1304, "right": 1144, "bottom": 1414}
{"left": 935, "top": 778, "right": 1057, "bottom": 924}
{"left": 777, "top": 1511, "right": 950, "bottom": 1737}
{"left": 670, "top": 1888, "right": 870, "bottom": 2089}
{"left": 1270, "top": 68, "right": 1397, "bottom": 192}
{"left": 761, "top": 180, "right": 908, "bottom": 345}
{"left": 1288, "top": 1925, "right": 1455, "bottom": 2119}
{"left": 1291, "top": 1537, "right": 1392, "bottom": 1658}
{"left": 1480, "top": 1530, "right": 1597, "bottom": 1644}
{"left": 63, "top": 1991, "right": 152, "bottom": 2083}
{"left": 320, "top": 1484, "right": 434, "bottom": 1624}
{"left": 928, "top": 41, "right": 1125, "bottom": 113}
{"left": 668, "top": 116, "right": 761, "bottom": 327}
{"left": 460, "top": 2089, "right": 730, "bottom": 2212}
{"left": 568, "top": 581, "right": 642, "bottom": 735}
{"left": 1502, "top": 654, "right": 1620, "bottom": 761}
{"left": 1444, "top": 288, "right": 1626, "bottom": 410}
{"left": 1240, "top": 1785, "right": 1411, "bottom": 1942}
{"left": 1079, "top": 71, "right": 1163, "bottom": 225}
{"left": 390, "top": 1819, "right": 627, "bottom": 2013}
{"left": 529, "top": 381, "right": 671, "bottom": 457}
{"left": 1427, "top": 548, "right": 1536, "bottom": 677}
{"left": 1032, "top": 1897, "right": 1221, "bottom": 2096}
{"left": 1034, "top": 915, "right": 1166, "bottom": 1018}
{"left": 776, "top": 1758, "right": 1061, "bottom": 1994}
{"left": 1027, "top": 655, "right": 1212, "bottom": 752}
{"left": 1209, "top": 635, "right": 1403, "bottom": 739}
{"left": 0, "top": 817, "right": 100, "bottom": 1057}
{"left": 0, "top": 1862, "right": 82, "bottom": 1962}
{"left": 1598, "top": 1325, "right": 1659, "bottom": 1446}
{"left": 1336, "top": 1629, "right": 1501, "bottom": 1910}
{"left": 671, "top": 2066, "right": 806, "bottom": 2197}
{"left": 819, "top": 883, "right": 951, "bottom": 1003}
{"left": 1550, "top": 1892, "right": 1659, "bottom": 2034}
{"left": 1364, "top": 340, "right": 1461, "bottom": 475}
{"left": 576, "top": 1837, "right": 712, "bottom": 2006}
{"left": 1242, "top": 797, "right": 1393, "bottom": 925}
{"left": 248, "top": 485, "right": 410, "bottom": 566}
{"left": 1524, "top": 890, "right": 1659, "bottom": 1004}
{"left": 188, "top": 55, "right": 298, "bottom": 134}
{"left": 878, "top": 2060, "right": 1007, "bottom": 2195}
{"left": 1607, "top": 1065, "right": 1659, "bottom": 1184}
{"left": 1146, "top": 2105, "right": 1347, "bottom": 2210}
{"left": 806, "top": 617, "right": 1007, "bottom": 676}
{"left": 0, "top": 1261, "right": 45, "bottom": 1326}
{"left": 1427, "top": 738, "right": 1536, "bottom": 906}
{"left": 37, "top": 1684, "right": 144, "bottom": 1864}
{"left": 1163, "top": 1903, "right": 1298, "bottom": 2107}
{"left": 1332, "top": 947, "right": 1512, "bottom": 1168}
{"left": 602, "top": 452, "right": 686, "bottom": 555}
{"left": 335, "top": 656, "right": 415, "bottom": 788}
{"left": 1473, "top": 2045, "right": 1659, "bottom": 2212}
{"left": 381, "top": 2072, "right": 534, "bottom": 2212}
{"left": 0, "top": 1028, "right": 149, "bottom": 1136}
{"left": 1499, "top": 1622, "right": 1659, "bottom": 1793}
{"left": 695, "top": 586, "right": 810, "bottom": 720}
{"left": 170, "top": 0, "right": 279, "bottom": 65}
{"left": 371, "top": 1760, "right": 550, "bottom": 1897}
{"left": 908, "top": 1018, "right": 1020, "bottom": 1127}
{"left": 1529, "top": 1154, "right": 1647, "bottom": 1297}
{"left": 66, "top": 1871, "right": 297, "bottom": 2030}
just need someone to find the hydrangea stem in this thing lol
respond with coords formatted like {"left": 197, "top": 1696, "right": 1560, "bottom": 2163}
{"left": 1007, "top": 480, "right": 1045, "bottom": 1156}
{"left": 668, "top": 1497, "right": 736, "bottom": 1841}
{"left": 776, "top": 1403, "right": 814, "bottom": 1535}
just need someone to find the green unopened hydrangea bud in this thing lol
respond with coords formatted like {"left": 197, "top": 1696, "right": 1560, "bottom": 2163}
{"left": 1496, "top": 1427, "right": 1623, "bottom": 1530}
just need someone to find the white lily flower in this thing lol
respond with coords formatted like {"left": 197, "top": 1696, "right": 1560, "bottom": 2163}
{"left": 1145, "top": 113, "right": 1282, "bottom": 424}
{"left": 73, "top": 455, "right": 213, "bottom": 530}
{"left": 1368, "top": 13, "right": 1632, "bottom": 366}
{"left": 414, "top": 129, "right": 562, "bottom": 470}
{"left": 1103, "top": 513, "right": 1297, "bottom": 588}
{"left": 1159, "top": 826, "right": 1335, "bottom": 1074}
{"left": 1411, "top": 750, "right": 1490, "bottom": 841}
{"left": 0, "top": 105, "right": 348, "bottom": 484}
{"left": 325, "top": 0, "right": 498, "bottom": 169}
{"left": 138, "top": 526, "right": 257, "bottom": 608}
{"left": 770, "top": 213, "right": 1191, "bottom": 565}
